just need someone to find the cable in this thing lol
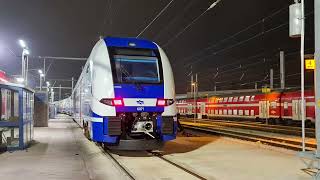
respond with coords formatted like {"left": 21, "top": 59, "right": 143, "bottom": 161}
{"left": 136, "top": 0, "right": 175, "bottom": 38}
{"left": 162, "top": 0, "right": 222, "bottom": 47}
{"left": 172, "top": 5, "right": 289, "bottom": 67}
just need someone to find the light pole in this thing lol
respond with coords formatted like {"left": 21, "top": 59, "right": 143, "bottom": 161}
{"left": 19, "top": 39, "right": 30, "bottom": 86}
{"left": 38, "top": 69, "right": 44, "bottom": 91}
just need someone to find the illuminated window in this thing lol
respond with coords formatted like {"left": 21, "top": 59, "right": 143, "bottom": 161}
{"left": 245, "top": 96, "right": 250, "bottom": 102}
{"left": 228, "top": 97, "right": 233, "bottom": 102}
{"left": 223, "top": 97, "right": 228, "bottom": 102}
{"left": 233, "top": 109, "right": 238, "bottom": 115}
{"left": 250, "top": 96, "right": 255, "bottom": 101}
{"left": 233, "top": 97, "right": 239, "bottom": 102}
{"left": 239, "top": 96, "right": 244, "bottom": 102}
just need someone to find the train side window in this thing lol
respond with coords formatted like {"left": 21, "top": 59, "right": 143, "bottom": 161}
{"left": 251, "top": 110, "right": 255, "bottom": 116}
{"left": 233, "top": 109, "right": 238, "bottom": 115}
{"left": 223, "top": 97, "right": 228, "bottom": 103}
{"left": 239, "top": 96, "right": 244, "bottom": 102}
{"left": 251, "top": 96, "right": 255, "bottom": 101}
{"left": 239, "top": 110, "right": 243, "bottom": 116}
{"left": 219, "top": 110, "right": 222, "bottom": 115}
{"left": 271, "top": 102, "right": 277, "bottom": 108}
{"left": 245, "top": 96, "right": 250, "bottom": 102}
{"left": 245, "top": 110, "right": 250, "bottom": 116}
{"left": 284, "top": 102, "right": 288, "bottom": 109}
{"left": 233, "top": 97, "right": 238, "bottom": 102}
{"left": 228, "top": 109, "right": 232, "bottom": 115}
{"left": 223, "top": 109, "right": 227, "bottom": 115}
{"left": 228, "top": 97, "right": 233, "bottom": 102}
{"left": 215, "top": 110, "right": 218, "bottom": 114}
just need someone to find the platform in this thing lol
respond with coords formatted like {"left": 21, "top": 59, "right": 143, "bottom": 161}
{"left": 0, "top": 115, "right": 311, "bottom": 180}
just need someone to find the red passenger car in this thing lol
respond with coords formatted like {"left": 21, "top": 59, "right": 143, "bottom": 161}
{"left": 176, "top": 89, "right": 315, "bottom": 125}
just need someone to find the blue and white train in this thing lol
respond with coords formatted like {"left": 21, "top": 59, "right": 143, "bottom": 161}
{"left": 56, "top": 37, "right": 177, "bottom": 150}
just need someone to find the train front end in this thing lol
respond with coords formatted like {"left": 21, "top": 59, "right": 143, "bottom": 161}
{"left": 90, "top": 37, "right": 176, "bottom": 150}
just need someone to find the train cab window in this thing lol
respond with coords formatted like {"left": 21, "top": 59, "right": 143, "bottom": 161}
{"left": 250, "top": 96, "right": 255, "bottom": 101}
{"left": 244, "top": 96, "right": 250, "bottom": 102}
{"left": 109, "top": 48, "right": 162, "bottom": 84}
{"left": 228, "top": 97, "right": 233, "bottom": 102}
{"left": 239, "top": 96, "right": 244, "bottom": 102}
{"left": 233, "top": 97, "right": 238, "bottom": 102}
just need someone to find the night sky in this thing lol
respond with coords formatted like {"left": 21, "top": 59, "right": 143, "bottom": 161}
{"left": 0, "top": 0, "right": 315, "bottom": 99}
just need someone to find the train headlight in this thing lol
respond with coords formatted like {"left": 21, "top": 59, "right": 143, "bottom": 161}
{"left": 156, "top": 99, "right": 175, "bottom": 106}
{"left": 100, "top": 98, "right": 124, "bottom": 106}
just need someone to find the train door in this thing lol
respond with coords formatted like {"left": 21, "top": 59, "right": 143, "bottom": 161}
{"left": 292, "top": 100, "right": 305, "bottom": 120}
{"left": 197, "top": 102, "right": 206, "bottom": 119}
{"left": 259, "top": 101, "right": 269, "bottom": 119}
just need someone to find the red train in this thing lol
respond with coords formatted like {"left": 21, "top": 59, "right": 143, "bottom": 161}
{"left": 176, "top": 89, "right": 315, "bottom": 125}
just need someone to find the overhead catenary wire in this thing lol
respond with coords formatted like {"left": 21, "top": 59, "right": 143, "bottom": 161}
{"left": 172, "top": 5, "right": 289, "bottom": 67}
{"left": 136, "top": 0, "right": 175, "bottom": 38}
{"left": 162, "top": 0, "right": 222, "bottom": 47}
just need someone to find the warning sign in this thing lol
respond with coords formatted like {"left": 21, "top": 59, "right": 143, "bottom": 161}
{"left": 305, "top": 59, "right": 315, "bottom": 70}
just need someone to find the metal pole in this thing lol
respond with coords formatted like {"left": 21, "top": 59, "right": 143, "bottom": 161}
{"left": 26, "top": 55, "right": 28, "bottom": 86}
{"left": 195, "top": 73, "right": 198, "bottom": 120}
{"left": 43, "top": 58, "right": 46, "bottom": 82}
{"left": 255, "top": 82, "right": 258, "bottom": 89}
{"left": 300, "top": 0, "right": 306, "bottom": 152}
{"left": 314, "top": 0, "right": 320, "bottom": 157}
{"left": 39, "top": 75, "right": 42, "bottom": 91}
{"left": 270, "top": 68, "right": 274, "bottom": 89}
{"left": 59, "top": 84, "right": 62, "bottom": 101}
{"left": 280, "top": 51, "right": 285, "bottom": 89}
{"left": 21, "top": 51, "right": 24, "bottom": 83}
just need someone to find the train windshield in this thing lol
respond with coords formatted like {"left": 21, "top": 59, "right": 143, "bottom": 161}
{"left": 110, "top": 48, "right": 162, "bottom": 84}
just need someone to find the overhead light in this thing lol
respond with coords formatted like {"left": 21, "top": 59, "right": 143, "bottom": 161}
{"left": 19, "top": 39, "right": 26, "bottom": 48}
{"left": 46, "top": 81, "right": 50, "bottom": 86}
{"left": 40, "top": 73, "right": 44, "bottom": 77}
{"left": 16, "top": 77, "right": 24, "bottom": 83}
{"left": 38, "top": 69, "right": 43, "bottom": 74}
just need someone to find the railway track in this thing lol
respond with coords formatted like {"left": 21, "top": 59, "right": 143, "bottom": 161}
{"left": 181, "top": 121, "right": 316, "bottom": 151}
{"left": 181, "top": 118, "right": 316, "bottom": 137}
{"left": 100, "top": 144, "right": 208, "bottom": 180}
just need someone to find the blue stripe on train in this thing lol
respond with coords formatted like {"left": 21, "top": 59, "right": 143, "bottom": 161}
{"left": 104, "top": 37, "right": 158, "bottom": 49}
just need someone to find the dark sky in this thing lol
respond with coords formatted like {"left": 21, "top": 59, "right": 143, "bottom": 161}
{"left": 0, "top": 0, "right": 315, "bottom": 98}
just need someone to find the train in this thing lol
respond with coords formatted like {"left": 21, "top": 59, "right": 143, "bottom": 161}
{"left": 55, "top": 37, "right": 177, "bottom": 150}
{"left": 176, "top": 89, "right": 315, "bottom": 126}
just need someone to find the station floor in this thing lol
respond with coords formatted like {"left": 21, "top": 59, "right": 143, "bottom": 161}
{"left": 0, "top": 115, "right": 312, "bottom": 180}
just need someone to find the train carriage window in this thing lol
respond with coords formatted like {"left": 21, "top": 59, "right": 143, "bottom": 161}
{"left": 223, "top": 109, "right": 227, "bottom": 115}
{"left": 271, "top": 102, "right": 277, "bottom": 108}
{"left": 215, "top": 110, "right": 218, "bottom": 114}
{"left": 233, "top": 97, "right": 238, "bottom": 102}
{"left": 219, "top": 110, "right": 222, "bottom": 115}
{"left": 228, "top": 109, "right": 232, "bottom": 115}
{"left": 239, "top": 110, "right": 244, "bottom": 116}
{"left": 223, "top": 97, "right": 228, "bottom": 103}
{"left": 245, "top": 110, "right": 250, "bottom": 116}
{"left": 244, "top": 96, "right": 250, "bottom": 102}
{"left": 228, "top": 97, "right": 233, "bottom": 102}
{"left": 284, "top": 102, "right": 288, "bottom": 109}
{"left": 251, "top": 110, "right": 255, "bottom": 116}
{"left": 233, "top": 109, "right": 238, "bottom": 115}
{"left": 250, "top": 96, "right": 255, "bottom": 101}
{"left": 239, "top": 96, "right": 244, "bottom": 102}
